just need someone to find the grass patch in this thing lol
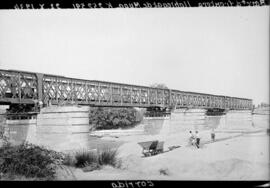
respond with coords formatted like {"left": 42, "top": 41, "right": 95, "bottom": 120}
{"left": 62, "top": 153, "right": 77, "bottom": 167}
{"left": 74, "top": 150, "right": 98, "bottom": 168}
{"left": 64, "top": 148, "right": 121, "bottom": 171}
{"left": 0, "top": 142, "right": 64, "bottom": 180}
{"left": 98, "top": 148, "right": 118, "bottom": 167}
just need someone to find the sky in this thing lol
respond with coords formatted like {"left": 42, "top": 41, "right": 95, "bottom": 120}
{"left": 0, "top": 7, "right": 269, "bottom": 105}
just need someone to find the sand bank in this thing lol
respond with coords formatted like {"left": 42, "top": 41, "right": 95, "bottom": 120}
{"left": 59, "top": 129, "right": 269, "bottom": 180}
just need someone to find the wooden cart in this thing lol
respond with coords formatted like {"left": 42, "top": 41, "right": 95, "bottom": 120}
{"left": 138, "top": 140, "right": 164, "bottom": 157}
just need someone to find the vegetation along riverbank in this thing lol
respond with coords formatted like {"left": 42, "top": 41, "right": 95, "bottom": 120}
{"left": 89, "top": 107, "right": 143, "bottom": 130}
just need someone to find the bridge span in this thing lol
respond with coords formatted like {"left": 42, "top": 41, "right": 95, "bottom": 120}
{"left": 0, "top": 69, "right": 252, "bottom": 111}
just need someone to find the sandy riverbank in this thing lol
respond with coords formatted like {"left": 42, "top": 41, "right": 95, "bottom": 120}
{"left": 57, "top": 128, "right": 269, "bottom": 180}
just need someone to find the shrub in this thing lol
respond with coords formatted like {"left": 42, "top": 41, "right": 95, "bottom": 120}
{"left": 0, "top": 124, "right": 9, "bottom": 146}
{"left": 0, "top": 142, "right": 64, "bottom": 179}
{"left": 74, "top": 150, "right": 98, "bottom": 168}
{"left": 65, "top": 148, "right": 121, "bottom": 170}
{"left": 98, "top": 148, "right": 118, "bottom": 167}
{"left": 89, "top": 107, "right": 142, "bottom": 130}
{"left": 62, "top": 153, "right": 77, "bottom": 167}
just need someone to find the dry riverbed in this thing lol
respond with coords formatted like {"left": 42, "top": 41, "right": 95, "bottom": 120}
{"left": 56, "top": 129, "right": 269, "bottom": 180}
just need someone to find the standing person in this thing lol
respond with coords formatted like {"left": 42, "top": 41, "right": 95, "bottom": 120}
{"left": 195, "top": 130, "right": 200, "bottom": 148}
{"left": 189, "top": 131, "right": 195, "bottom": 145}
{"left": 211, "top": 129, "right": 215, "bottom": 142}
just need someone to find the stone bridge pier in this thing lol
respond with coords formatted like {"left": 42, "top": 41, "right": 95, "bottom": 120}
{"left": 223, "top": 110, "right": 253, "bottom": 129}
{"left": 170, "top": 108, "right": 252, "bottom": 131}
{"left": 4, "top": 105, "right": 91, "bottom": 151}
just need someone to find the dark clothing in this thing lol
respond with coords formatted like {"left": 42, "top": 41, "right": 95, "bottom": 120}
{"left": 195, "top": 138, "right": 200, "bottom": 148}
{"left": 211, "top": 133, "right": 215, "bottom": 141}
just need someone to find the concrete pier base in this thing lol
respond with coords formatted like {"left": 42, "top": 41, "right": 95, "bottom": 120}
{"left": 4, "top": 105, "right": 91, "bottom": 152}
{"left": 224, "top": 110, "right": 253, "bottom": 129}
{"left": 6, "top": 117, "right": 37, "bottom": 145}
{"left": 170, "top": 109, "right": 253, "bottom": 131}
{"left": 170, "top": 108, "right": 206, "bottom": 133}
{"left": 35, "top": 105, "right": 90, "bottom": 151}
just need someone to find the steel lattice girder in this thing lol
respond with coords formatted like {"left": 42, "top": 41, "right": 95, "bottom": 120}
{"left": 0, "top": 69, "right": 253, "bottom": 109}
{"left": 0, "top": 70, "right": 38, "bottom": 103}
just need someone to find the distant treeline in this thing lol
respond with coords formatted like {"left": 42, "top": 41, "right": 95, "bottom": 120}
{"left": 89, "top": 107, "right": 143, "bottom": 130}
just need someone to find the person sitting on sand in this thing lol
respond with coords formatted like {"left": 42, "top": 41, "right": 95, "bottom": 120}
{"left": 211, "top": 129, "right": 215, "bottom": 142}
{"left": 195, "top": 131, "right": 200, "bottom": 148}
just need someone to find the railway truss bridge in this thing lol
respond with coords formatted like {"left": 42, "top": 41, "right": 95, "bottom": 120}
{"left": 0, "top": 69, "right": 253, "bottom": 116}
